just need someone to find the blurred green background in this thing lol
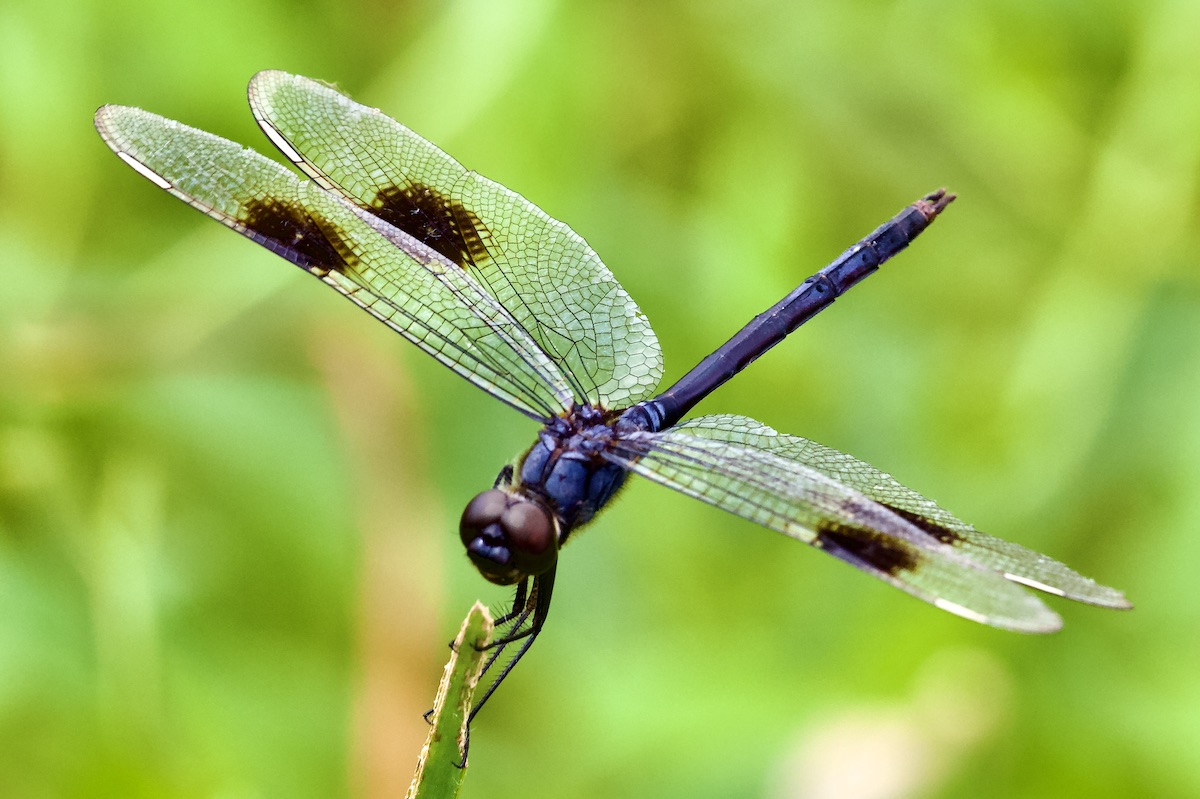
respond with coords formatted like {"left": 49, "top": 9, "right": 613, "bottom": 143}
{"left": 2, "top": 0, "right": 1197, "bottom": 796}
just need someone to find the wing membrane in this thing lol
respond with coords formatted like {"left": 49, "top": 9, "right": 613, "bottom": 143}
{"left": 95, "top": 104, "right": 574, "bottom": 419}
{"left": 675, "top": 415, "right": 1131, "bottom": 608}
{"left": 607, "top": 417, "right": 1117, "bottom": 633}
{"left": 247, "top": 70, "right": 664, "bottom": 409}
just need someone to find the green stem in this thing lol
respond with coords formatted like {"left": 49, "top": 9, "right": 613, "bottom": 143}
{"left": 405, "top": 602, "right": 494, "bottom": 799}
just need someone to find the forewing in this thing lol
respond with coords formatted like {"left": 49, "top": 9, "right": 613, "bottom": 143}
{"left": 675, "top": 415, "right": 1131, "bottom": 609}
{"left": 247, "top": 70, "right": 664, "bottom": 409}
{"left": 606, "top": 421, "right": 1067, "bottom": 633}
{"left": 95, "top": 104, "right": 574, "bottom": 419}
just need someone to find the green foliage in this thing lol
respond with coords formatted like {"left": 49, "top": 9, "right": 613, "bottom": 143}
{"left": 2, "top": 0, "right": 1199, "bottom": 797}
{"left": 407, "top": 603, "right": 492, "bottom": 799}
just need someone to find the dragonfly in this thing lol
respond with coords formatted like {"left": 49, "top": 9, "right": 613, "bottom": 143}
{"left": 95, "top": 71, "right": 1131, "bottom": 725}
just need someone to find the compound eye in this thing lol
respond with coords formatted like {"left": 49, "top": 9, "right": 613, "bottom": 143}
{"left": 502, "top": 502, "right": 554, "bottom": 563}
{"left": 460, "top": 489, "right": 508, "bottom": 545}
{"left": 504, "top": 503, "right": 554, "bottom": 554}
{"left": 458, "top": 490, "right": 557, "bottom": 584}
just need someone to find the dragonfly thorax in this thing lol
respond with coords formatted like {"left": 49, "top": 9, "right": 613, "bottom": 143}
{"left": 459, "top": 489, "right": 556, "bottom": 585}
{"left": 516, "top": 405, "right": 629, "bottom": 533}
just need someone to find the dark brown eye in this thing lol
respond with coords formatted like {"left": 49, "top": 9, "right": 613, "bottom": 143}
{"left": 503, "top": 501, "right": 555, "bottom": 574}
{"left": 460, "top": 489, "right": 508, "bottom": 546}
{"left": 459, "top": 490, "right": 557, "bottom": 585}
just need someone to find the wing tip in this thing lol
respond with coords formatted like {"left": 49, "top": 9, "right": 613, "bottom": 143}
{"left": 934, "top": 596, "right": 1063, "bottom": 635}
{"left": 248, "top": 70, "right": 340, "bottom": 102}
{"left": 1002, "top": 571, "right": 1133, "bottom": 611}
{"left": 93, "top": 103, "right": 130, "bottom": 135}
{"left": 1077, "top": 591, "right": 1134, "bottom": 612}
{"left": 250, "top": 68, "right": 288, "bottom": 82}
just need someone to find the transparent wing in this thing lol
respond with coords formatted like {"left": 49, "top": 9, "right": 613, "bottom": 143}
{"left": 674, "top": 414, "right": 1131, "bottom": 608}
{"left": 95, "top": 104, "right": 574, "bottom": 420}
{"left": 606, "top": 416, "right": 1128, "bottom": 632}
{"left": 247, "top": 70, "right": 664, "bottom": 409}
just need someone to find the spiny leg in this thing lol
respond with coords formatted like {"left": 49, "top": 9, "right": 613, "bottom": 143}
{"left": 475, "top": 591, "right": 535, "bottom": 683}
{"left": 456, "top": 567, "right": 557, "bottom": 765}
{"left": 422, "top": 575, "right": 536, "bottom": 725}
{"left": 489, "top": 578, "right": 529, "bottom": 629}
{"left": 473, "top": 568, "right": 555, "bottom": 714}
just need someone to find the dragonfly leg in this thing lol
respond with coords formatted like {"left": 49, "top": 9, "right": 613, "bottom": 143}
{"left": 455, "top": 625, "right": 543, "bottom": 767}
{"left": 475, "top": 596, "right": 534, "bottom": 683}
{"left": 456, "top": 569, "right": 555, "bottom": 766}
{"left": 489, "top": 578, "right": 529, "bottom": 630}
{"left": 471, "top": 568, "right": 555, "bottom": 713}
{"left": 493, "top": 464, "right": 514, "bottom": 489}
{"left": 426, "top": 577, "right": 532, "bottom": 724}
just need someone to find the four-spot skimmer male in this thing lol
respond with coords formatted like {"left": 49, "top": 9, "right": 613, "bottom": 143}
{"left": 95, "top": 71, "right": 1130, "bottom": 721}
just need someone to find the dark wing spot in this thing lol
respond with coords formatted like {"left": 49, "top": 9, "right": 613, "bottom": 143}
{"left": 371, "top": 182, "right": 491, "bottom": 268}
{"left": 816, "top": 521, "right": 919, "bottom": 576}
{"left": 879, "top": 503, "right": 962, "bottom": 545}
{"left": 241, "top": 196, "right": 356, "bottom": 275}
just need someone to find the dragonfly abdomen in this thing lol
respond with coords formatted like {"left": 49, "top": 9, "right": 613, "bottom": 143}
{"left": 622, "top": 190, "right": 955, "bottom": 433}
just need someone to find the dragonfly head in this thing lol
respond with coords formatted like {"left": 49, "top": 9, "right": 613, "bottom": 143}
{"left": 459, "top": 489, "right": 557, "bottom": 585}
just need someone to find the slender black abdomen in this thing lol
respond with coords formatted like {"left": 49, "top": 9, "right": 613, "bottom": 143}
{"left": 620, "top": 189, "right": 955, "bottom": 433}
